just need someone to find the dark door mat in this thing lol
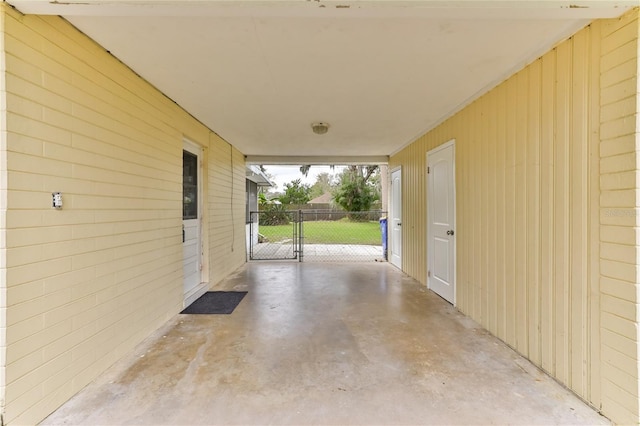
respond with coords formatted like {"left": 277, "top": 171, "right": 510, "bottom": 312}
{"left": 181, "top": 291, "right": 248, "bottom": 314}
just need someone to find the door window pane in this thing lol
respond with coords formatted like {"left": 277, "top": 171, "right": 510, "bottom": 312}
{"left": 183, "top": 151, "right": 198, "bottom": 220}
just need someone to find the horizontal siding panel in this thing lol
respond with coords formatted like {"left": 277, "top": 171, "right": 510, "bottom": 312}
{"left": 600, "top": 134, "right": 639, "bottom": 157}
{"left": 601, "top": 59, "right": 639, "bottom": 92}
{"left": 601, "top": 311, "right": 638, "bottom": 342}
{"left": 602, "top": 378, "right": 640, "bottom": 420}
{"left": 8, "top": 74, "right": 82, "bottom": 122}
{"left": 600, "top": 111, "right": 639, "bottom": 140}
{"left": 601, "top": 208, "right": 640, "bottom": 227}
{"left": 601, "top": 276, "right": 639, "bottom": 302}
{"left": 602, "top": 329, "right": 638, "bottom": 378}
{"left": 5, "top": 41, "right": 180, "bottom": 154}
{"left": 600, "top": 259, "right": 639, "bottom": 283}
{"left": 601, "top": 38, "right": 639, "bottom": 71}
{"left": 601, "top": 15, "right": 639, "bottom": 51}
{"left": 601, "top": 224, "right": 640, "bottom": 245}
{"left": 7, "top": 113, "right": 72, "bottom": 146}
{"left": 601, "top": 396, "right": 639, "bottom": 426}
{"left": 602, "top": 294, "right": 638, "bottom": 322}
{"left": 6, "top": 320, "right": 72, "bottom": 366}
{"left": 600, "top": 152, "right": 637, "bottom": 174}
{"left": 601, "top": 188, "right": 640, "bottom": 207}
{"left": 601, "top": 242, "right": 638, "bottom": 264}
{"left": 600, "top": 170, "right": 638, "bottom": 190}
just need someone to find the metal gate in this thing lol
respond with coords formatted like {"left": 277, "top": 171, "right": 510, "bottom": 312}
{"left": 249, "top": 210, "right": 300, "bottom": 260}
{"left": 249, "top": 209, "right": 387, "bottom": 262}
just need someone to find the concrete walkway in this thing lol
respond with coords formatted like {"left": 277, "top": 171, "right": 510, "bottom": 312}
{"left": 301, "top": 244, "right": 383, "bottom": 262}
{"left": 42, "top": 263, "right": 608, "bottom": 425}
{"left": 251, "top": 243, "right": 384, "bottom": 262}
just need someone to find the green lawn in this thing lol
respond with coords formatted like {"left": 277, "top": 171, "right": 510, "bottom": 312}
{"left": 259, "top": 220, "right": 382, "bottom": 245}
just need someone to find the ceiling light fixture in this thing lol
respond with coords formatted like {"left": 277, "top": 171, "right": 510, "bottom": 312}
{"left": 311, "top": 122, "right": 330, "bottom": 135}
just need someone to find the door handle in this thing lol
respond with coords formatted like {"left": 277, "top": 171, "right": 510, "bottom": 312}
{"left": 446, "top": 230, "right": 454, "bottom": 236}
{"left": 183, "top": 225, "right": 185, "bottom": 243}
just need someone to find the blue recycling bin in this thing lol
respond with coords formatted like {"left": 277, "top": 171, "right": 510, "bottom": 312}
{"left": 379, "top": 217, "right": 388, "bottom": 260}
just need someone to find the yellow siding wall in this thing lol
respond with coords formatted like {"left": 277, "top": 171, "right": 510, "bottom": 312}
{"left": 0, "top": 5, "right": 246, "bottom": 425}
{"left": 599, "top": 11, "right": 640, "bottom": 424}
{"left": 209, "top": 135, "right": 247, "bottom": 281}
{"left": 0, "top": 9, "right": 8, "bottom": 425}
{"left": 390, "top": 10, "right": 639, "bottom": 425}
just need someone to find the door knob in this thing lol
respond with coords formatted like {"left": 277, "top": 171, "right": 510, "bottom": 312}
{"left": 446, "top": 230, "right": 454, "bottom": 236}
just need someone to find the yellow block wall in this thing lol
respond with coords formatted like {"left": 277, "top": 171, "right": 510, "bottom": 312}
{"left": 389, "top": 10, "right": 639, "bottom": 425}
{"left": 0, "top": 6, "right": 246, "bottom": 425}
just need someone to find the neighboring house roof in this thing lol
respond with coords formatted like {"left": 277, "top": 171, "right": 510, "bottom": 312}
{"left": 246, "top": 165, "right": 273, "bottom": 187}
{"left": 308, "top": 192, "right": 333, "bottom": 204}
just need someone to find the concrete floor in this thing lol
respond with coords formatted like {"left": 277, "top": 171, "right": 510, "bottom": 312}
{"left": 251, "top": 243, "right": 383, "bottom": 262}
{"left": 42, "top": 262, "right": 608, "bottom": 425}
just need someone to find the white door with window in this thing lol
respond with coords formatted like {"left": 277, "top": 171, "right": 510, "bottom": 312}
{"left": 390, "top": 168, "right": 402, "bottom": 269}
{"left": 183, "top": 141, "right": 204, "bottom": 304}
{"left": 427, "top": 140, "right": 456, "bottom": 304}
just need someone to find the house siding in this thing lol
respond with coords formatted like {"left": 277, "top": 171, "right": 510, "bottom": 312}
{"left": 0, "top": 8, "right": 8, "bottom": 426}
{"left": 389, "top": 9, "right": 640, "bottom": 425}
{"left": 599, "top": 10, "right": 640, "bottom": 425}
{"left": 0, "top": 5, "right": 246, "bottom": 424}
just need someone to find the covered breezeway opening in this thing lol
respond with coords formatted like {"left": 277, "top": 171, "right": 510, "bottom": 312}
{"left": 249, "top": 209, "right": 388, "bottom": 262}
{"left": 247, "top": 162, "right": 391, "bottom": 263}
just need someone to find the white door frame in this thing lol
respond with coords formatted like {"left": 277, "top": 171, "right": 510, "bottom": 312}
{"left": 427, "top": 139, "right": 456, "bottom": 305}
{"left": 183, "top": 139, "right": 207, "bottom": 306}
{"left": 389, "top": 167, "right": 402, "bottom": 269}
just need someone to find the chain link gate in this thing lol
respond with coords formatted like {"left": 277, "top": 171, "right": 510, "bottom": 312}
{"left": 249, "top": 210, "right": 387, "bottom": 262}
{"left": 249, "top": 210, "right": 301, "bottom": 261}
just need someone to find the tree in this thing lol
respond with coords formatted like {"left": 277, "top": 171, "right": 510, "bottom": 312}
{"left": 300, "top": 165, "right": 311, "bottom": 177}
{"left": 309, "top": 172, "right": 336, "bottom": 200}
{"left": 279, "top": 179, "right": 311, "bottom": 205}
{"left": 333, "top": 166, "right": 380, "bottom": 214}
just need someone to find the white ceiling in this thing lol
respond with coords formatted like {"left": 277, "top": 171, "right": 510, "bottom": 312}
{"left": 8, "top": 1, "right": 637, "bottom": 164}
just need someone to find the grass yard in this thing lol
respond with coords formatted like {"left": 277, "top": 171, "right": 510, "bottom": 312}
{"left": 259, "top": 220, "right": 382, "bottom": 245}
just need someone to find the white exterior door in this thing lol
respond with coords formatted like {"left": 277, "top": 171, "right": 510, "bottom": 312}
{"left": 183, "top": 142, "right": 204, "bottom": 303}
{"left": 427, "top": 140, "right": 456, "bottom": 304}
{"left": 390, "top": 168, "right": 402, "bottom": 269}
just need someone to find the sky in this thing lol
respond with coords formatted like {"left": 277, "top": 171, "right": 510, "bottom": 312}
{"left": 263, "top": 165, "right": 344, "bottom": 191}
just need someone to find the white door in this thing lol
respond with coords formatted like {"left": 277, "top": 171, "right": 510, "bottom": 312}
{"left": 183, "top": 142, "right": 203, "bottom": 303}
{"left": 427, "top": 140, "right": 456, "bottom": 304}
{"left": 390, "top": 168, "right": 402, "bottom": 269}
